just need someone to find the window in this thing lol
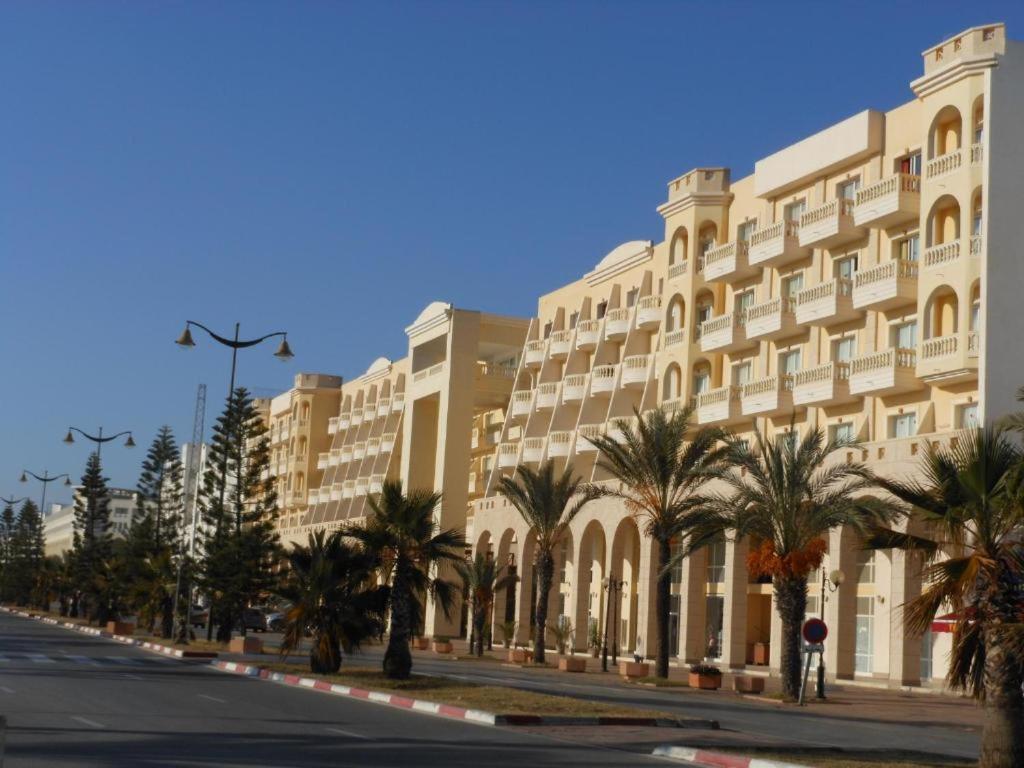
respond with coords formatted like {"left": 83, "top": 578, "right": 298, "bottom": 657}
{"left": 834, "top": 254, "right": 858, "bottom": 280}
{"left": 734, "top": 290, "right": 755, "bottom": 314}
{"left": 830, "top": 422, "right": 855, "bottom": 443}
{"left": 890, "top": 412, "right": 918, "bottom": 438}
{"left": 705, "top": 596, "right": 724, "bottom": 659}
{"left": 696, "top": 302, "right": 713, "bottom": 325}
{"left": 784, "top": 200, "right": 806, "bottom": 222}
{"left": 732, "top": 361, "right": 753, "bottom": 386}
{"left": 737, "top": 219, "right": 757, "bottom": 242}
{"left": 693, "top": 370, "right": 711, "bottom": 395}
{"left": 972, "top": 200, "right": 983, "bottom": 236}
{"left": 543, "top": 321, "right": 552, "bottom": 339}
{"left": 559, "top": 539, "right": 568, "bottom": 584}
{"left": 957, "top": 403, "right": 979, "bottom": 429}
{"left": 832, "top": 336, "right": 856, "bottom": 362}
{"left": 897, "top": 151, "right": 922, "bottom": 176}
{"left": 626, "top": 288, "right": 638, "bottom": 308}
{"left": 856, "top": 549, "right": 875, "bottom": 583}
{"left": 970, "top": 297, "right": 980, "bottom": 331}
{"left": 837, "top": 177, "right": 861, "bottom": 200}
{"left": 895, "top": 234, "right": 920, "bottom": 262}
{"left": 855, "top": 595, "right": 875, "bottom": 674}
{"left": 779, "top": 348, "right": 802, "bottom": 375}
{"left": 706, "top": 538, "right": 726, "bottom": 584}
{"left": 569, "top": 311, "right": 578, "bottom": 329}
{"left": 892, "top": 320, "right": 917, "bottom": 349}
{"left": 920, "top": 630, "right": 935, "bottom": 681}
{"left": 782, "top": 273, "right": 804, "bottom": 299}
{"left": 670, "top": 542, "right": 683, "bottom": 585}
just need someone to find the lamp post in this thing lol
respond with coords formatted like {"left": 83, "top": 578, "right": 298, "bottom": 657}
{"left": 174, "top": 320, "right": 294, "bottom": 641}
{"left": 20, "top": 470, "right": 72, "bottom": 517}
{"left": 0, "top": 496, "right": 28, "bottom": 507}
{"left": 63, "top": 427, "right": 136, "bottom": 460}
{"left": 816, "top": 568, "right": 845, "bottom": 699}
{"left": 601, "top": 575, "right": 625, "bottom": 672}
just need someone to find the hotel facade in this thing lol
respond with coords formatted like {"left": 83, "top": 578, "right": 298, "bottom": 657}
{"left": 278, "top": 25, "right": 1024, "bottom": 688}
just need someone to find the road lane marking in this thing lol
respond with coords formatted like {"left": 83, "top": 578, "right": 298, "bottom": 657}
{"left": 325, "top": 726, "right": 369, "bottom": 739}
{"left": 197, "top": 694, "right": 227, "bottom": 703}
{"left": 122, "top": 673, "right": 143, "bottom": 680}
{"left": 28, "top": 654, "right": 55, "bottom": 663}
{"left": 71, "top": 716, "right": 105, "bottom": 729}
{"left": 104, "top": 656, "right": 135, "bottom": 665}
{"left": 63, "top": 654, "right": 100, "bottom": 666}
{"left": 0, "top": 686, "right": 14, "bottom": 693}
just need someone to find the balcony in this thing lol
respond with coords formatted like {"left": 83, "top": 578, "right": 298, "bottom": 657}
{"left": 351, "top": 408, "right": 363, "bottom": 427}
{"left": 377, "top": 398, "right": 391, "bottom": 417}
{"left": 971, "top": 143, "right": 983, "bottom": 165}
{"left": 353, "top": 442, "right": 366, "bottom": 460}
{"left": 925, "top": 149, "right": 963, "bottom": 180}
{"left": 700, "top": 312, "right": 752, "bottom": 354}
{"left": 748, "top": 221, "right": 807, "bottom": 268}
{"left": 392, "top": 393, "right": 405, "bottom": 412}
{"left": 621, "top": 355, "right": 650, "bottom": 388}
{"left": 366, "top": 438, "right": 380, "bottom": 457}
{"left": 968, "top": 331, "right": 980, "bottom": 358}
{"left": 799, "top": 198, "right": 863, "bottom": 249}
{"left": 701, "top": 241, "right": 757, "bottom": 282}
{"left": 342, "top": 481, "right": 355, "bottom": 500}
{"left": 548, "top": 431, "right": 573, "bottom": 457}
{"left": 525, "top": 340, "right": 546, "bottom": 368}
{"left": 604, "top": 308, "right": 631, "bottom": 340}
{"left": 605, "top": 418, "right": 635, "bottom": 443}
{"left": 381, "top": 432, "right": 396, "bottom": 453}
{"left": 362, "top": 407, "right": 376, "bottom": 425}
{"left": 854, "top": 173, "right": 920, "bottom": 228}
{"left": 549, "top": 330, "right": 572, "bottom": 359}
{"left": 327, "top": 417, "right": 339, "bottom": 435}
{"left": 355, "top": 478, "right": 368, "bottom": 496}
{"left": 745, "top": 297, "right": 798, "bottom": 342}
{"left": 695, "top": 385, "right": 743, "bottom": 425}
{"left": 308, "top": 489, "right": 320, "bottom": 506}
{"left": 329, "top": 449, "right": 342, "bottom": 467}
{"left": 665, "top": 329, "right": 686, "bottom": 347}
{"left": 793, "top": 361, "right": 855, "bottom": 406}
{"left": 510, "top": 389, "right": 534, "bottom": 418}
{"left": 576, "top": 319, "right": 601, "bottom": 350}
{"left": 562, "top": 373, "right": 588, "bottom": 403}
{"left": 522, "top": 437, "right": 546, "bottom": 463}
{"left": 590, "top": 364, "right": 618, "bottom": 395}
{"left": 575, "top": 424, "right": 603, "bottom": 453}
{"left": 636, "top": 296, "right": 662, "bottom": 329}
{"left": 497, "top": 442, "right": 519, "bottom": 468}
{"left": 536, "top": 382, "right": 559, "bottom": 409}
{"left": 341, "top": 446, "right": 353, "bottom": 464}
{"left": 369, "top": 475, "right": 384, "bottom": 494}
{"left": 849, "top": 348, "right": 919, "bottom": 396}
{"left": 329, "top": 484, "right": 342, "bottom": 503}
{"left": 970, "top": 235, "right": 983, "bottom": 257}
{"left": 668, "top": 260, "right": 688, "bottom": 280}
{"left": 317, "top": 452, "right": 329, "bottom": 470}
{"left": 339, "top": 414, "right": 351, "bottom": 430}
{"left": 922, "top": 240, "right": 961, "bottom": 271}
{"left": 918, "top": 334, "right": 978, "bottom": 384}
{"left": 853, "top": 260, "right": 918, "bottom": 310}
{"left": 795, "top": 278, "right": 859, "bottom": 327}
{"left": 290, "top": 489, "right": 306, "bottom": 505}
{"left": 741, "top": 375, "right": 795, "bottom": 418}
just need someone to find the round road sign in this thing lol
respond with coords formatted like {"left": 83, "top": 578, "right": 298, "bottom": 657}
{"left": 802, "top": 618, "right": 828, "bottom": 644}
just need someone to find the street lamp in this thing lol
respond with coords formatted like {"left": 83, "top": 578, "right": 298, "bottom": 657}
{"left": 0, "top": 496, "right": 28, "bottom": 507}
{"left": 63, "top": 427, "right": 135, "bottom": 460}
{"left": 174, "top": 319, "right": 294, "bottom": 642}
{"left": 20, "top": 470, "right": 72, "bottom": 516}
{"left": 601, "top": 575, "right": 625, "bottom": 672}
{"left": 816, "top": 568, "right": 845, "bottom": 699}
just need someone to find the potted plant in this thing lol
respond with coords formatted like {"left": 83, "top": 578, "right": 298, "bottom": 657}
{"left": 587, "top": 621, "right": 601, "bottom": 658}
{"left": 414, "top": 635, "right": 430, "bottom": 651}
{"left": 432, "top": 635, "right": 453, "bottom": 654}
{"left": 508, "top": 641, "right": 529, "bottom": 664}
{"left": 546, "top": 619, "right": 573, "bottom": 656}
{"left": 688, "top": 663, "right": 723, "bottom": 690}
{"left": 499, "top": 619, "right": 517, "bottom": 649}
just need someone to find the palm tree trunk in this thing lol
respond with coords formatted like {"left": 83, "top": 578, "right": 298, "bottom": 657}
{"left": 533, "top": 551, "right": 554, "bottom": 664}
{"left": 384, "top": 564, "right": 413, "bottom": 679}
{"left": 473, "top": 607, "right": 485, "bottom": 657}
{"left": 655, "top": 537, "right": 671, "bottom": 678}
{"left": 980, "top": 625, "right": 1024, "bottom": 768}
{"left": 774, "top": 575, "right": 807, "bottom": 701}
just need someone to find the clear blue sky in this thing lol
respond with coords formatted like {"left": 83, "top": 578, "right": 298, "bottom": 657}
{"left": 2, "top": 1, "right": 1021, "bottom": 505}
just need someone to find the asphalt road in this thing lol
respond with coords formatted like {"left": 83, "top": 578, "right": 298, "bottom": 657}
{"left": 0, "top": 613, "right": 666, "bottom": 768}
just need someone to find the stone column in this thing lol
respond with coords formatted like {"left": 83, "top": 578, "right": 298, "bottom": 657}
{"left": 720, "top": 538, "right": 749, "bottom": 670}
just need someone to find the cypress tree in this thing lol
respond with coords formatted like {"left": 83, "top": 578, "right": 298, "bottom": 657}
{"left": 70, "top": 452, "right": 113, "bottom": 622}
{"left": 198, "top": 386, "right": 280, "bottom": 642}
{"left": 0, "top": 502, "right": 16, "bottom": 602}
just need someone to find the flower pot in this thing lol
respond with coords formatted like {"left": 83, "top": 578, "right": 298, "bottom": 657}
{"left": 432, "top": 641, "right": 453, "bottom": 654}
{"left": 732, "top": 675, "right": 764, "bottom": 693}
{"left": 414, "top": 638, "right": 430, "bottom": 650}
{"left": 106, "top": 621, "right": 135, "bottom": 636}
{"left": 688, "top": 672, "right": 722, "bottom": 690}
{"left": 753, "top": 642, "right": 770, "bottom": 666}
{"left": 229, "top": 636, "right": 263, "bottom": 655}
{"left": 558, "top": 656, "right": 587, "bottom": 673}
{"left": 507, "top": 648, "right": 529, "bottom": 663}
{"left": 618, "top": 661, "right": 650, "bottom": 679}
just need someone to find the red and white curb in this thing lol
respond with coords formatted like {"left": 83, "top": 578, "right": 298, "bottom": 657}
{"left": 212, "top": 660, "right": 716, "bottom": 729}
{"left": 652, "top": 746, "right": 808, "bottom": 768}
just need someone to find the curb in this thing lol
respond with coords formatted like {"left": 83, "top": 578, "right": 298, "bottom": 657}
{"left": 652, "top": 746, "right": 808, "bottom": 768}
{"left": 211, "top": 660, "right": 717, "bottom": 730}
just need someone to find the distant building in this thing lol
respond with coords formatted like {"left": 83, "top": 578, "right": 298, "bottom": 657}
{"left": 43, "top": 487, "right": 145, "bottom": 557}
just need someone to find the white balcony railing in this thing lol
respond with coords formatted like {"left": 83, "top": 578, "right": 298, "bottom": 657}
{"left": 855, "top": 173, "right": 920, "bottom": 206}
{"left": 605, "top": 308, "right": 631, "bottom": 339}
{"left": 536, "top": 382, "right": 559, "bottom": 409}
{"left": 511, "top": 389, "right": 534, "bottom": 417}
{"left": 970, "top": 235, "right": 983, "bottom": 256}
{"left": 377, "top": 398, "right": 391, "bottom": 417}
{"left": 562, "top": 373, "right": 588, "bottom": 402}
{"left": 970, "top": 143, "right": 983, "bottom": 165}
{"left": 327, "top": 417, "right": 339, "bottom": 435}
{"left": 522, "top": 437, "right": 546, "bottom": 462}
{"left": 668, "top": 260, "right": 688, "bottom": 279}
{"left": 381, "top": 432, "right": 396, "bottom": 453}
{"left": 851, "top": 347, "right": 917, "bottom": 376}
{"left": 967, "top": 331, "right": 980, "bottom": 357}
{"left": 576, "top": 319, "right": 601, "bottom": 349}
{"left": 925, "top": 149, "right": 963, "bottom": 179}
{"left": 497, "top": 442, "right": 519, "bottom": 468}
{"left": 525, "top": 339, "right": 546, "bottom": 366}
{"left": 392, "top": 392, "right": 406, "bottom": 412}
{"left": 923, "top": 240, "right": 960, "bottom": 269}
{"left": 590, "top": 364, "right": 618, "bottom": 394}
{"left": 921, "top": 334, "right": 958, "bottom": 360}
{"left": 854, "top": 259, "right": 919, "bottom": 289}
{"left": 548, "top": 431, "right": 573, "bottom": 457}
{"left": 793, "top": 361, "right": 850, "bottom": 389}
{"left": 549, "top": 330, "right": 572, "bottom": 357}
{"left": 369, "top": 474, "right": 384, "bottom": 494}
{"left": 636, "top": 295, "right": 662, "bottom": 328}
{"left": 665, "top": 328, "right": 686, "bottom": 347}
{"left": 353, "top": 442, "right": 366, "bottom": 460}
{"left": 575, "top": 424, "right": 603, "bottom": 452}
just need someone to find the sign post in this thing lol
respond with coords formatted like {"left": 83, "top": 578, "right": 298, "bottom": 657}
{"left": 798, "top": 619, "right": 828, "bottom": 706}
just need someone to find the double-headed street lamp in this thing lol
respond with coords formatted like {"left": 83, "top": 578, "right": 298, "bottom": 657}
{"left": 63, "top": 427, "right": 136, "bottom": 460}
{"left": 601, "top": 575, "right": 626, "bottom": 672}
{"left": 0, "top": 496, "right": 28, "bottom": 507}
{"left": 174, "top": 320, "right": 294, "bottom": 641}
{"left": 20, "top": 470, "right": 72, "bottom": 516}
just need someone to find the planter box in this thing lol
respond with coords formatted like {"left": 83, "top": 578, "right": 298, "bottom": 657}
{"left": 106, "top": 621, "right": 135, "bottom": 636}
{"left": 558, "top": 656, "right": 587, "bottom": 673}
{"left": 414, "top": 638, "right": 430, "bottom": 651}
{"left": 507, "top": 648, "right": 529, "bottom": 663}
{"left": 732, "top": 675, "right": 764, "bottom": 694}
{"left": 432, "top": 641, "right": 453, "bottom": 654}
{"left": 229, "top": 636, "right": 263, "bottom": 654}
{"left": 619, "top": 661, "right": 650, "bottom": 679}
{"left": 688, "top": 672, "right": 722, "bottom": 690}
{"left": 753, "top": 642, "right": 770, "bottom": 666}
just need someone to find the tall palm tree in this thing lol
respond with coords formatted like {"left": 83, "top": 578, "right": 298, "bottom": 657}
{"left": 346, "top": 480, "right": 465, "bottom": 679}
{"left": 587, "top": 405, "right": 727, "bottom": 678}
{"left": 276, "top": 529, "right": 386, "bottom": 674}
{"left": 496, "top": 462, "right": 594, "bottom": 663}
{"left": 710, "top": 426, "right": 899, "bottom": 701}
{"left": 865, "top": 427, "right": 1024, "bottom": 768}
{"left": 455, "top": 552, "right": 516, "bottom": 657}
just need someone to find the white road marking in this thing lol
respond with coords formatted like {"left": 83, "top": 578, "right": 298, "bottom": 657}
{"left": 28, "top": 653, "right": 55, "bottom": 663}
{"left": 63, "top": 654, "right": 100, "bottom": 666}
{"left": 0, "top": 686, "right": 14, "bottom": 693}
{"left": 324, "top": 726, "right": 369, "bottom": 740}
{"left": 197, "top": 693, "right": 227, "bottom": 703}
{"left": 71, "top": 716, "right": 105, "bottom": 729}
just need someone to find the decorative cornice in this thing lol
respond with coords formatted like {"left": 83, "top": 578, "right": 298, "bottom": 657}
{"left": 656, "top": 192, "right": 734, "bottom": 220}
{"left": 911, "top": 54, "right": 998, "bottom": 99}
{"left": 583, "top": 242, "right": 654, "bottom": 286}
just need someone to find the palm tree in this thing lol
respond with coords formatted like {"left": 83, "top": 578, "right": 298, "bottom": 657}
{"left": 865, "top": 427, "right": 1024, "bottom": 768}
{"left": 276, "top": 529, "right": 386, "bottom": 674}
{"left": 496, "top": 462, "right": 594, "bottom": 664}
{"left": 346, "top": 480, "right": 465, "bottom": 679}
{"left": 587, "top": 405, "right": 726, "bottom": 678}
{"left": 710, "top": 426, "right": 899, "bottom": 701}
{"left": 455, "top": 552, "right": 515, "bottom": 657}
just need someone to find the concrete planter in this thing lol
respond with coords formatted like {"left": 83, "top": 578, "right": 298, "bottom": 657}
{"left": 507, "top": 648, "right": 529, "bottom": 663}
{"left": 432, "top": 641, "right": 453, "bottom": 654}
{"left": 618, "top": 661, "right": 650, "bottom": 679}
{"left": 732, "top": 675, "right": 764, "bottom": 694}
{"left": 753, "top": 642, "right": 770, "bottom": 665}
{"left": 414, "top": 638, "right": 430, "bottom": 651}
{"left": 558, "top": 656, "right": 587, "bottom": 672}
{"left": 106, "top": 621, "right": 135, "bottom": 636}
{"left": 688, "top": 672, "right": 722, "bottom": 690}
{"left": 229, "top": 636, "right": 263, "bottom": 654}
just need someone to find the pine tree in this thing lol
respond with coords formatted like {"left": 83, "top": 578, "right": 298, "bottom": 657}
{"left": 198, "top": 387, "right": 280, "bottom": 642}
{"left": 10, "top": 500, "right": 45, "bottom": 606}
{"left": 70, "top": 452, "right": 113, "bottom": 623}
{"left": 0, "top": 502, "right": 16, "bottom": 603}
{"left": 136, "top": 426, "right": 184, "bottom": 552}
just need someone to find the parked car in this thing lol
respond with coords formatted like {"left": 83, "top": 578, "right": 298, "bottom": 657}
{"left": 264, "top": 610, "right": 286, "bottom": 632}
{"left": 239, "top": 608, "right": 269, "bottom": 633}
{"left": 189, "top": 605, "right": 209, "bottom": 628}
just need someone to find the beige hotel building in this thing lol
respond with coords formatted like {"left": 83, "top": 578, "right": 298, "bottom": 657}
{"left": 275, "top": 24, "right": 1024, "bottom": 688}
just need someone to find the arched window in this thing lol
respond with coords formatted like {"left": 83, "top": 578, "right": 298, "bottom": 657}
{"left": 969, "top": 282, "right": 981, "bottom": 332}
{"left": 924, "top": 285, "right": 959, "bottom": 339}
{"left": 669, "top": 228, "right": 688, "bottom": 266}
{"left": 692, "top": 360, "right": 712, "bottom": 396}
{"left": 665, "top": 294, "right": 686, "bottom": 332}
{"left": 929, "top": 105, "right": 962, "bottom": 158}
{"left": 972, "top": 95, "right": 984, "bottom": 145}
{"left": 697, "top": 222, "right": 718, "bottom": 262}
{"left": 927, "top": 194, "right": 960, "bottom": 247}
{"left": 662, "top": 363, "right": 682, "bottom": 401}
